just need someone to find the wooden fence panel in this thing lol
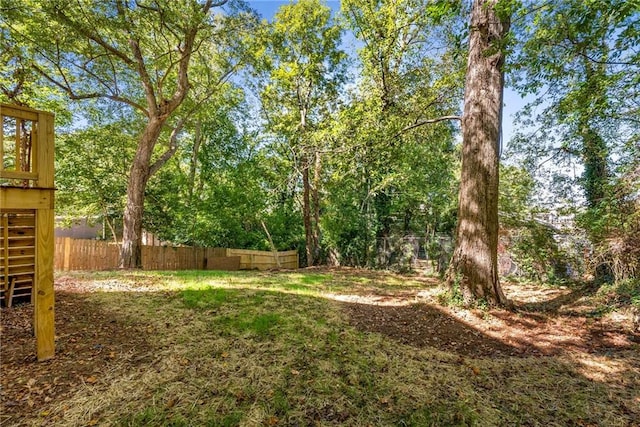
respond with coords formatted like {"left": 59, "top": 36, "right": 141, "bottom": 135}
{"left": 226, "top": 249, "right": 298, "bottom": 270}
{"left": 57, "top": 238, "right": 119, "bottom": 271}
{"left": 54, "top": 238, "right": 298, "bottom": 272}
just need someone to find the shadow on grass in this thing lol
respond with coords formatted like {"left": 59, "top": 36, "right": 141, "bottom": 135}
{"left": 344, "top": 302, "right": 521, "bottom": 357}
{"left": 2, "top": 281, "right": 640, "bottom": 426}
{"left": 516, "top": 280, "right": 604, "bottom": 314}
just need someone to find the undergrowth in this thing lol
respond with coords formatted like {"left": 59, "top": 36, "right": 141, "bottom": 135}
{"left": 592, "top": 278, "right": 640, "bottom": 314}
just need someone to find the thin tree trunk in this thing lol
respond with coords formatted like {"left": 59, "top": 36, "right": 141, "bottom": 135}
{"left": 446, "top": 0, "right": 509, "bottom": 306}
{"left": 120, "top": 118, "right": 164, "bottom": 269}
{"left": 102, "top": 206, "right": 119, "bottom": 245}
{"left": 261, "top": 220, "right": 281, "bottom": 268}
{"left": 188, "top": 122, "right": 203, "bottom": 203}
{"left": 312, "top": 149, "right": 321, "bottom": 263}
{"left": 302, "top": 153, "right": 315, "bottom": 266}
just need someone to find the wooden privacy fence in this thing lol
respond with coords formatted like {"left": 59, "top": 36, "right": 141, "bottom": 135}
{"left": 54, "top": 238, "right": 298, "bottom": 271}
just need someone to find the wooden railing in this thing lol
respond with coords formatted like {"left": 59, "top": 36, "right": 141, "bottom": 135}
{"left": 54, "top": 238, "right": 299, "bottom": 271}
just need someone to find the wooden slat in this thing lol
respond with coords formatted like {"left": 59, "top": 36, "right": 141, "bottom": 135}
{"left": 0, "top": 170, "right": 38, "bottom": 180}
{"left": 7, "top": 215, "right": 36, "bottom": 226}
{"left": 7, "top": 246, "right": 35, "bottom": 257}
{"left": 11, "top": 274, "right": 34, "bottom": 284}
{"left": 0, "top": 187, "right": 54, "bottom": 209}
{"left": 0, "top": 105, "right": 39, "bottom": 121}
{"left": 15, "top": 118, "right": 21, "bottom": 170}
{"left": 36, "top": 112, "right": 54, "bottom": 187}
{"left": 6, "top": 226, "right": 35, "bottom": 237}
{"left": 31, "top": 120, "right": 38, "bottom": 179}
{"left": 35, "top": 208, "right": 55, "bottom": 361}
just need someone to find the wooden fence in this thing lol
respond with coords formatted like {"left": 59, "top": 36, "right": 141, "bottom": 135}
{"left": 54, "top": 238, "right": 298, "bottom": 272}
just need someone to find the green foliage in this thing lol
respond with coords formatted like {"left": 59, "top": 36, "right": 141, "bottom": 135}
{"left": 498, "top": 165, "right": 572, "bottom": 282}
{"left": 321, "top": 0, "right": 464, "bottom": 267}
{"left": 507, "top": 222, "right": 575, "bottom": 283}
{"left": 6, "top": 0, "right": 637, "bottom": 283}
{"left": 438, "top": 279, "right": 465, "bottom": 307}
{"left": 510, "top": 0, "right": 640, "bottom": 265}
{"left": 249, "top": 0, "right": 348, "bottom": 264}
{"left": 499, "top": 165, "right": 535, "bottom": 227}
{"left": 55, "top": 121, "right": 137, "bottom": 239}
{"left": 591, "top": 278, "right": 640, "bottom": 316}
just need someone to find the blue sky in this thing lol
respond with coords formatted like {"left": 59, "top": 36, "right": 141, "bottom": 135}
{"left": 248, "top": 0, "right": 340, "bottom": 19}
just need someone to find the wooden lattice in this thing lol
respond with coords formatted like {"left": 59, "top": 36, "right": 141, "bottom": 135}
{"left": 0, "top": 210, "right": 36, "bottom": 307}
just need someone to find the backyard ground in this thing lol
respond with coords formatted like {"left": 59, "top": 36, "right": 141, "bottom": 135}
{"left": 1, "top": 268, "right": 639, "bottom": 426}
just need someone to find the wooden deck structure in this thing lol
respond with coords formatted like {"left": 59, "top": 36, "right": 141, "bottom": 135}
{"left": 1, "top": 103, "right": 55, "bottom": 361}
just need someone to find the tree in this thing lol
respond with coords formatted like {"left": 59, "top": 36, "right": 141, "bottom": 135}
{"left": 512, "top": 0, "right": 639, "bottom": 235}
{"left": 332, "top": 0, "right": 462, "bottom": 267}
{"left": 56, "top": 123, "right": 134, "bottom": 243}
{"left": 510, "top": 0, "right": 639, "bottom": 281}
{"left": 446, "top": 0, "right": 510, "bottom": 305}
{"left": 144, "top": 91, "right": 303, "bottom": 251}
{"left": 2, "top": 0, "right": 247, "bottom": 268}
{"left": 255, "top": 0, "right": 346, "bottom": 266}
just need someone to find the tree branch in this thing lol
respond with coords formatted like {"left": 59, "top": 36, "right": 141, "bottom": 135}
{"left": 149, "top": 118, "right": 186, "bottom": 177}
{"left": 52, "top": 6, "right": 135, "bottom": 66}
{"left": 31, "top": 63, "right": 147, "bottom": 112}
{"left": 396, "top": 115, "right": 461, "bottom": 137}
{"left": 128, "top": 38, "right": 158, "bottom": 117}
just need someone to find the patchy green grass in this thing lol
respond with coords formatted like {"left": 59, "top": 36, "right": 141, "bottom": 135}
{"left": 13, "top": 270, "right": 640, "bottom": 426}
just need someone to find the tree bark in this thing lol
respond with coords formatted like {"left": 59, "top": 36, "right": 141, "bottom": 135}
{"left": 446, "top": 0, "right": 509, "bottom": 306}
{"left": 120, "top": 118, "right": 164, "bottom": 269}
{"left": 302, "top": 153, "right": 315, "bottom": 266}
{"left": 312, "top": 149, "right": 322, "bottom": 263}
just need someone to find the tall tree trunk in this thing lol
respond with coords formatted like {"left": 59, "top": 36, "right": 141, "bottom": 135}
{"left": 302, "top": 153, "right": 315, "bottom": 266}
{"left": 446, "top": 0, "right": 509, "bottom": 306}
{"left": 312, "top": 150, "right": 322, "bottom": 263}
{"left": 120, "top": 119, "right": 164, "bottom": 269}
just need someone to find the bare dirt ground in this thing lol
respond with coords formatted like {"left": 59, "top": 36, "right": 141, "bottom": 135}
{"left": 1, "top": 272, "right": 639, "bottom": 425}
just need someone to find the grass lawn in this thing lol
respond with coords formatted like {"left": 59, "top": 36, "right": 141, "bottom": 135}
{"left": 1, "top": 268, "right": 639, "bottom": 426}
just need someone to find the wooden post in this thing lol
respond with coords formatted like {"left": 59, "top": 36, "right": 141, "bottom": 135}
{"left": 6, "top": 277, "right": 16, "bottom": 308}
{"left": 34, "top": 110, "right": 55, "bottom": 361}
{"left": 2, "top": 213, "right": 8, "bottom": 295}
{"left": 35, "top": 208, "right": 55, "bottom": 360}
